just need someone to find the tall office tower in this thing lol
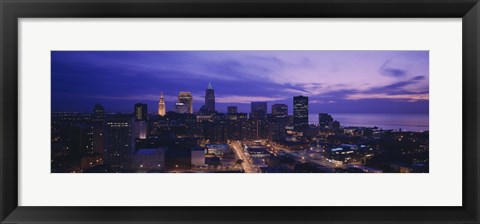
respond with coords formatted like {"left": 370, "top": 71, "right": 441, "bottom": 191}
{"left": 293, "top": 96, "right": 309, "bottom": 132}
{"left": 134, "top": 103, "right": 148, "bottom": 121}
{"left": 104, "top": 115, "right": 134, "bottom": 168}
{"left": 205, "top": 82, "right": 215, "bottom": 113}
{"left": 92, "top": 104, "right": 105, "bottom": 155}
{"left": 92, "top": 104, "right": 105, "bottom": 122}
{"left": 178, "top": 92, "right": 193, "bottom": 114}
{"left": 133, "top": 103, "right": 148, "bottom": 140}
{"left": 175, "top": 102, "right": 189, "bottom": 114}
{"left": 250, "top": 102, "right": 267, "bottom": 120}
{"left": 69, "top": 124, "right": 93, "bottom": 157}
{"left": 318, "top": 113, "right": 334, "bottom": 128}
{"left": 272, "top": 104, "right": 288, "bottom": 117}
{"left": 132, "top": 120, "right": 147, "bottom": 140}
{"left": 227, "top": 106, "right": 238, "bottom": 114}
{"left": 158, "top": 92, "right": 166, "bottom": 116}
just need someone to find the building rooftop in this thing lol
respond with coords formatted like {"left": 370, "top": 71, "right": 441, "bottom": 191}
{"left": 206, "top": 144, "right": 228, "bottom": 150}
{"left": 247, "top": 147, "right": 269, "bottom": 154}
{"left": 191, "top": 147, "right": 205, "bottom": 152}
{"left": 136, "top": 148, "right": 162, "bottom": 155}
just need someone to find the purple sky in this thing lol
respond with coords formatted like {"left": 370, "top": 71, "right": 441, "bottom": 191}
{"left": 51, "top": 51, "right": 429, "bottom": 114}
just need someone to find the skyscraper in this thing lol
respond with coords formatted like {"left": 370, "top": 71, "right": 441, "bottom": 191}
{"left": 104, "top": 115, "right": 134, "bottom": 168}
{"left": 272, "top": 104, "right": 288, "bottom": 117}
{"left": 175, "top": 102, "right": 189, "bottom": 114}
{"left": 205, "top": 82, "right": 215, "bottom": 113}
{"left": 134, "top": 103, "right": 148, "bottom": 121}
{"left": 92, "top": 103, "right": 105, "bottom": 122}
{"left": 293, "top": 96, "right": 309, "bottom": 132}
{"left": 132, "top": 121, "right": 147, "bottom": 140}
{"left": 178, "top": 92, "right": 193, "bottom": 114}
{"left": 250, "top": 102, "right": 267, "bottom": 120}
{"left": 92, "top": 104, "right": 105, "bottom": 155}
{"left": 133, "top": 103, "right": 148, "bottom": 140}
{"left": 158, "top": 92, "right": 166, "bottom": 116}
{"left": 318, "top": 113, "right": 334, "bottom": 128}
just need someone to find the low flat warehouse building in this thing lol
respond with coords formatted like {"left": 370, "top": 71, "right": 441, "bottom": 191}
{"left": 132, "top": 148, "right": 166, "bottom": 170}
{"left": 191, "top": 147, "right": 206, "bottom": 167}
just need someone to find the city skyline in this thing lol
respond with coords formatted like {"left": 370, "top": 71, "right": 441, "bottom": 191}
{"left": 51, "top": 51, "right": 429, "bottom": 114}
{"left": 51, "top": 51, "right": 429, "bottom": 173}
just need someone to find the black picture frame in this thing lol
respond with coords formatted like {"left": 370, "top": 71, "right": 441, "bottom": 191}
{"left": 1, "top": 0, "right": 479, "bottom": 223}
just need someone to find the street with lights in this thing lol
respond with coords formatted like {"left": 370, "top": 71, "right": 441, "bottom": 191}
{"left": 229, "top": 141, "right": 258, "bottom": 173}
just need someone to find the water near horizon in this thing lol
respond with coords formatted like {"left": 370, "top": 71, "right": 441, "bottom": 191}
{"left": 308, "top": 113, "right": 429, "bottom": 132}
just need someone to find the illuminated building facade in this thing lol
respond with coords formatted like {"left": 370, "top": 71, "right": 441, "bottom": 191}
{"left": 132, "top": 121, "right": 147, "bottom": 140}
{"left": 134, "top": 103, "right": 148, "bottom": 140}
{"left": 134, "top": 103, "right": 148, "bottom": 121}
{"left": 178, "top": 92, "right": 193, "bottom": 114}
{"left": 158, "top": 92, "right": 166, "bottom": 116}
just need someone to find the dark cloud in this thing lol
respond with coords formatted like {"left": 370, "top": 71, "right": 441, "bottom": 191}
{"left": 379, "top": 60, "right": 407, "bottom": 77}
{"left": 364, "top": 75, "right": 428, "bottom": 95}
{"left": 411, "top": 75, "right": 426, "bottom": 81}
{"left": 246, "top": 55, "right": 284, "bottom": 65}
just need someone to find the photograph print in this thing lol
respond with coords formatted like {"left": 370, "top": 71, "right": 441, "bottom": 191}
{"left": 51, "top": 50, "right": 429, "bottom": 173}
